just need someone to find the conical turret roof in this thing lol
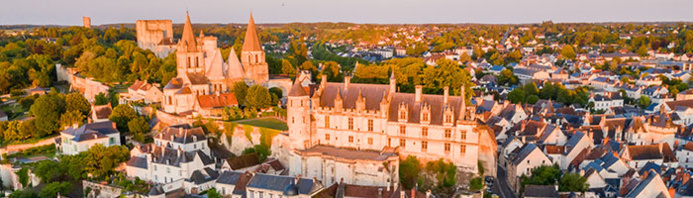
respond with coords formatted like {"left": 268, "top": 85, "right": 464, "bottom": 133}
{"left": 242, "top": 13, "right": 263, "bottom": 52}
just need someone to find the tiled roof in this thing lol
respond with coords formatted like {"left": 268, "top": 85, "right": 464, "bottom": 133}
{"left": 61, "top": 121, "right": 119, "bottom": 142}
{"left": 197, "top": 93, "right": 238, "bottom": 109}
{"left": 91, "top": 104, "right": 112, "bottom": 120}
{"left": 226, "top": 153, "right": 260, "bottom": 170}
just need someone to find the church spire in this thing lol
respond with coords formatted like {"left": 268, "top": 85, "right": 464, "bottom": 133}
{"left": 180, "top": 11, "right": 199, "bottom": 52}
{"left": 242, "top": 12, "right": 262, "bottom": 52}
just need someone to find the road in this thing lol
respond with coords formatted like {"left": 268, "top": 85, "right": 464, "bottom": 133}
{"left": 492, "top": 164, "right": 516, "bottom": 198}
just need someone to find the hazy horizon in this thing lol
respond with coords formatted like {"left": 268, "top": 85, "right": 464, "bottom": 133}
{"left": 1, "top": 0, "right": 693, "bottom": 25}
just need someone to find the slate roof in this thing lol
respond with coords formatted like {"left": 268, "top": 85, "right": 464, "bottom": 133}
{"left": 523, "top": 185, "right": 558, "bottom": 197}
{"left": 246, "top": 174, "right": 316, "bottom": 195}
{"left": 126, "top": 156, "right": 148, "bottom": 169}
{"left": 187, "top": 167, "right": 219, "bottom": 184}
{"left": 185, "top": 72, "right": 209, "bottom": 85}
{"left": 164, "top": 78, "right": 185, "bottom": 89}
{"left": 61, "top": 121, "right": 119, "bottom": 142}
{"left": 156, "top": 124, "right": 207, "bottom": 144}
{"left": 388, "top": 92, "right": 465, "bottom": 125}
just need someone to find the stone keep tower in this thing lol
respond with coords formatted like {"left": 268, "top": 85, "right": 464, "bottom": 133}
{"left": 287, "top": 80, "right": 312, "bottom": 150}
{"left": 241, "top": 13, "right": 269, "bottom": 86}
{"left": 176, "top": 12, "right": 205, "bottom": 75}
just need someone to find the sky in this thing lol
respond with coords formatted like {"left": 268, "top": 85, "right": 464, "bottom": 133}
{"left": 1, "top": 0, "right": 693, "bottom": 25}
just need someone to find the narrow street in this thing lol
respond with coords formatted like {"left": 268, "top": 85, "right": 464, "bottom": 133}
{"left": 493, "top": 164, "right": 515, "bottom": 198}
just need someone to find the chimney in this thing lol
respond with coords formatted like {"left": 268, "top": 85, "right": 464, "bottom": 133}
{"left": 112, "top": 122, "right": 116, "bottom": 129}
{"left": 411, "top": 187, "right": 415, "bottom": 198}
{"left": 344, "top": 75, "right": 351, "bottom": 90}
{"left": 443, "top": 86, "right": 449, "bottom": 104}
{"left": 387, "top": 182, "right": 390, "bottom": 191}
{"left": 659, "top": 143, "right": 663, "bottom": 153}
{"left": 415, "top": 85, "right": 423, "bottom": 103}
{"left": 321, "top": 74, "right": 327, "bottom": 86}
{"left": 72, "top": 122, "right": 79, "bottom": 129}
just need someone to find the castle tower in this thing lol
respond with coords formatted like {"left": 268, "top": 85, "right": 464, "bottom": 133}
{"left": 82, "top": 16, "right": 91, "bottom": 28}
{"left": 240, "top": 13, "right": 269, "bottom": 85}
{"left": 176, "top": 11, "right": 205, "bottom": 75}
{"left": 287, "top": 79, "right": 312, "bottom": 150}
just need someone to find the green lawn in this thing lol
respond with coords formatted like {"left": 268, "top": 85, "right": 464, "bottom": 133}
{"left": 233, "top": 118, "right": 288, "bottom": 131}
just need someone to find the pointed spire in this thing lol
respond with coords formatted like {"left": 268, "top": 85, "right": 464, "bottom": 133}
{"left": 242, "top": 12, "right": 263, "bottom": 52}
{"left": 288, "top": 77, "right": 307, "bottom": 97}
{"left": 180, "top": 11, "right": 199, "bottom": 52}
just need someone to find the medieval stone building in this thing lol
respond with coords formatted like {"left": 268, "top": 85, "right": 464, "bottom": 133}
{"left": 285, "top": 72, "right": 497, "bottom": 187}
{"left": 161, "top": 12, "right": 269, "bottom": 115}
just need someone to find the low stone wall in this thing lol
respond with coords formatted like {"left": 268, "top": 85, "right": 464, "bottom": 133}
{"left": 0, "top": 136, "right": 57, "bottom": 157}
{"left": 83, "top": 180, "right": 123, "bottom": 198}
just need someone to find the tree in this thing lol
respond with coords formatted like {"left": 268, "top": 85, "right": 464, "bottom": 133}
{"left": 232, "top": 81, "right": 248, "bottom": 106}
{"left": 497, "top": 69, "right": 518, "bottom": 86}
{"left": 109, "top": 105, "right": 137, "bottom": 132}
{"left": 521, "top": 164, "right": 562, "bottom": 191}
{"left": 561, "top": 45, "right": 576, "bottom": 60}
{"left": 280, "top": 59, "right": 297, "bottom": 78}
{"left": 38, "top": 181, "right": 72, "bottom": 198}
{"left": 638, "top": 95, "right": 651, "bottom": 109}
{"left": 245, "top": 85, "right": 272, "bottom": 110}
{"left": 59, "top": 110, "right": 85, "bottom": 130}
{"left": 65, "top": 92, "right": 91, "bottom": 116}
{"left": 34, "top": 160, "right": 61, "bottom": 183}
{"left": 29, "top": 94, "right": 64, "bottom": 137}
{"left": 128, "top": 117, "right": 149, "bottom": 142}
{"left": 507, "top": 89, "right": 526, "bottom": 104}
{"left": 399, "top": 156, "right": 422, "bottom": 190}
{"left": 94, "top": 93, "right": 109, "bottom": 105}
{"left": 207, "top": 188, "right": 222, "bottom": 198}
{"left": 526, "top": 95, "right": 540, "bottom": 104}
{"left": 84, "top": 144, "right": 129, "bottom": 179}
{"left": 559, "top": 172, "right": 588, "bottom": 193}
{"left": 318, "top": 61, "right": 343, "bottom": 82}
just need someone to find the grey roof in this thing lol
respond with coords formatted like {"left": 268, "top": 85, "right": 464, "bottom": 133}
{"left": 126, "top": 156, "right": 148, "bottom": 169}
{"left": 150, "top": 146, "right": 214, "bottom": 167}
{"left": 523, "top": 185, "right": 558, "bottom": 197}
{"left": 246, "top": 174, "right": 316, "bottom": 195}
{"left": 288, "top": 79, "right": 308, "bottom": 97}
{"left": 186, "top": 72, "right": 209, "bottom": 85}
{"left": 626, "top": 170, "right": 662, "bottom": 197}
{"left": 187, "top": 167, "right": 219, "bottom": 184}
{"left": 388, "top": 92, "right": 465, "bottom": 125}
{"left": 513, "top": 68, "right": 538, "bottom": 76}
{"left": 61, "top": 121, "right": 119, "bottom": 142}
{"left": 164, "top": 77, "right": 185, "bottom": 89}
{"left": 512, "top": 144, "right": 541, "bottom": 165}
{"left": 319, "top": 82, "right": 390, "bottom": 111}
{"left": 156, "top": 124, "right": 207, "bottom": 144}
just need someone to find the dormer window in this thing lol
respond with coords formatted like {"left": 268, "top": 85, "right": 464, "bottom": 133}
{"left": 421, "top": 103, "right": 431, "bottom": 124}
{"left": 192, "top": 136, "right": 197, "bottom": 142}
{"left": 398, "top": 103, "right": 408, "bottom": 122}
{"left": 445, "top": 115, "right": 452, "bottom": 123}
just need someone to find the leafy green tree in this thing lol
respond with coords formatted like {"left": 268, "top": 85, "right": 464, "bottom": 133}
{"left": 497, "top": 69, "right": 518, "bottom": 86}
{"left": 109, "top": 105, "right": 137, "bottom": 132}
{"left": 38, "top": 181, "right": 72, "bottom": 198}
{"left": 34, "top": 160, "right": 61, "bottom": 183}
{"left": 94, "top": 93, "right": 109, "bottom": 105}
{"left": 232, "top": 81, "right": 248, "bottom": 106}
{"left": 65, "top": 92, "right": 91, "bottom": 116}
{"left": 521, "top": 164, "right": 562, "bottom": 191}
{"left": 207, "top": 188, "right": 222, "bottom": 198}
{"left": 246, "top": 85, "right": 272, "bottom": 110}
{"left": 559, "top": 172, "right": 589, "bottom": 193}
{"left": 399, "top": 156, "right": 422, "bottom": 190}
{"left": 59, "top": 110, "right": 85, "bottom": 130}
{"left": 29, "top": 94, "right": 65, "bottom": 137}
{"left": 526, "top": 95, "right": 540, "bottom": 104}
{"left": 281, "top": 59, "right": 297, "bottom": 78}
{"left": 507, "top": 89, "right": 526, "bottom": 104}
{"left": 84, "top": 144, "right": 129, "bottom": 179}
{"left": 318, "top": 61, "right": 343, "bottom": 82}
{"left": 638, "top": 96, "right": 651, "bottom": 109}
{"left": 223, "top": 106, "right": 244, "bottom": 121}
{"left": 128, "top": 116, "right": 149, "bottom": 142}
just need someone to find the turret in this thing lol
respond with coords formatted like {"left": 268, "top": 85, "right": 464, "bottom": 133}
{"left": 287, "top": 78, "right": 311, "bottom": 150}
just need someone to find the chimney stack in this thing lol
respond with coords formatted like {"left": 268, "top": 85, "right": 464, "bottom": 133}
{"left": 112, "top": 122, "right": 116, "bottom": 129}
{"left": 443, "top": 86, "right": 449, "bottom": 104}
{"left": 415, "top": 85, "right": 423, "bottom": 103}
{"left": 72, "top": 122, "right": 79, "bottom": 129}
{"left": 321, "top": 74, "right": 327, "bottom": 86}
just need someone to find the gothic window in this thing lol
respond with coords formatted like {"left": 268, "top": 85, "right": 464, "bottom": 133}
{"left": 255, "top": 54, "right": 259, "bottom": 63}
{"left": 400, "top": 111, "right": 406, "bottom": 120}
{"left": 445, "top": 114, "right": 452, "bottom": 123}
{"left": 422, "top": 112, "right": 429, "bottom": 122}
{"left": 400, "top": 125, "right": 406, "bottom": 135}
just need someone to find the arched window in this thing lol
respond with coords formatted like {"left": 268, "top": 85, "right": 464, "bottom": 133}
{"left": 255, "top": 54, "right": 259, "bottom": 63}
{"left": 195, "top": 57, "right": 199, "bottom": 68}
{"left": 168, "top": 96, "right": 172, "bottom": 105}
{"left": 187, "top": 57, "right": 191, "bottom": 68}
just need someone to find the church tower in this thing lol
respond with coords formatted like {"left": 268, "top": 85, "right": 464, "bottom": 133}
{"left": 287, "top": 79, "right": 312, "bottom": 150}
{"left": 176, "top": 12, "right": 205, "bottom": 75}
{"left": 240, "top": 13, "right": 269, "bottom": 85}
